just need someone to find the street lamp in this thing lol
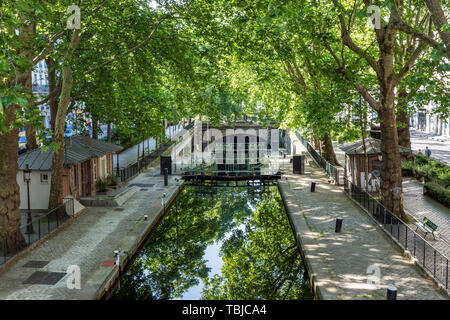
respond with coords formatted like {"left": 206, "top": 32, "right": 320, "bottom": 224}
{"left": 23, "top": 164, "right": 34, "bottom": 234}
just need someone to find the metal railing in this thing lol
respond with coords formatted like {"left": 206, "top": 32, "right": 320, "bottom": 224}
{"left": 296, "top": 130, "right": 450, "bottom": 291}
{"left": 344, "top": 177, "right": 450, "bottom": 291}
{"left": 1, "top": 198, "right": 74, "bottom": 266}
{"left": 118, "top": 123, "right": 195, "bottom": 182}
{"left": 295, "top": 132, "right": 341, "bottom": 184}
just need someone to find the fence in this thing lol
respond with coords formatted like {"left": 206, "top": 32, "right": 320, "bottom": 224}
{"left": 295, "top": 132, "right": 341, "bottom": 184}
{"left": 1, "top": 198, "right": 74, "bottom": 266}
{"left": 118, "top": 123, "right": 196, "bottom": 183}
{"left": 343, "top": 177, "right": 450, "bottom": 291}
{"left": 296, "top": 130, "right": 450, "bottom": 291}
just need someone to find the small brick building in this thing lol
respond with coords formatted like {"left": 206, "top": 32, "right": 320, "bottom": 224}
{"left": 17, "top": 135, "right": 123, "bottom": 210}
{"left": 341, "top": 138, "right": 410, "bottom": 192}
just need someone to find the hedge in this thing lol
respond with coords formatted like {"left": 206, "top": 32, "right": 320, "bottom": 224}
{"left": 402, "top": 154, "right": 450, "bottom": 207}
{"left": 402, "top": 154, "right": 450, "bottom": 187}
{"left": 423, "top": 182, "right": 450, "bottom": 207}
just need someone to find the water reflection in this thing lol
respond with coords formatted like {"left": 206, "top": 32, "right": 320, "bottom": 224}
{"left": 111, "top": 182, "right": 312, "bottom": 300}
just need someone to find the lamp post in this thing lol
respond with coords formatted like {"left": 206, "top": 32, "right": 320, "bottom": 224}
{"left": 23, "top": 164, "right": 34, "bottom": 234}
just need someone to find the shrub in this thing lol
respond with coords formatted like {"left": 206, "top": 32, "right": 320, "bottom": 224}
{"left": 401, "top": 161, "right": 413, "bottom": 177}
{"left": 107, "top": 174, "right": 117, "bottom": 186}
{"left": 423, "top": 182, "right": 450, "bottom": 207}
{"left": 437, "top": 171, "right": 450, "bottom": 187}
{"left": 408, "top": 154, "right": 450, "bottom": 187}
{"left": 96, "top": 177, "right": 108, "bottom": 192}
{"left": 414, "top": 153, "right": 429, "bottom": 165}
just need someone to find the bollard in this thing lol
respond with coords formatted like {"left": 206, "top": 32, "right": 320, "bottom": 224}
{"left": 310, "top": 182, "right": 316, "bottom": 192}
{"left": 335, "top": 218, "right": 343, "bottom": 233}
{"left": 164, "top": 168, "right": 168, "bottom": 186}
{"left": 387, "top": 286, "right": 397, "bottom": 300}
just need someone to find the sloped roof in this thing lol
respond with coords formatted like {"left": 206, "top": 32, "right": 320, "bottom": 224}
{"left": 18, "top": 136, "right": 123, "bottom": 171}
{"left": 340, "top": 138, "right": 411, "bottom": 155}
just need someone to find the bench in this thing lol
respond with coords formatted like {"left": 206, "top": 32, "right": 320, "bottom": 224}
{"left": 414, "top": 218, "right": 438, "bottom": 240}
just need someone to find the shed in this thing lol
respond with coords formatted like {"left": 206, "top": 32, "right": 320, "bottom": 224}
{"left": 340, "top": 138, "right": 411, "bottom": 192}
{"left": 17, "top": 135, "right": 123, "bottom": 210}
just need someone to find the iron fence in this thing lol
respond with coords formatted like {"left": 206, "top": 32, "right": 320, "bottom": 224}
{"left": 295, "top": 130, "right": 449, "bottom": 291}
{"left": 344, "top": 177, "right": 450, "bottom": 291}
{"left": 295, "top": 132, "right": 340, "bottom": 183}
{"left": 0, "top": 198, "right": 74, "bottom": 266}
{"left": 118, "top": 123, "right": 195, "bottom": 183}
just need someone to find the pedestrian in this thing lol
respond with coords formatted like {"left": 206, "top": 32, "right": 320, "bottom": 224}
{"left": 425, "top": 146, "right": 431, "bottom": 158}
{"left": 418, "top": 149, "right": 423, "bottom": 155}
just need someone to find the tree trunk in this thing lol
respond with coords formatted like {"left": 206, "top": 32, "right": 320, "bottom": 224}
{"left": 0, "top": 19, "right": 34, "bottom": 252}
{"left": 424, "top": 0, "right": 450, "bottom": 56}
{"left": 92, "top": 119, "right": 98, "bottom": 140}
{"left": 379, "top": 93, "right": 405, "bottom": 219}
{"left": 25, "top": 124, "right": 38, "bottom": 150}
{"left": 321, "top": 133, "right": 339, "bottom": 166}
{"left": 24, "top": 69, "right": 38, "bottom": 150}
{"left": 107, "top": 123, "right": 111, "bottom": 143}
{"left": 48, "top": 30, "right": 81, "bottom": 210}
{"left": 46, "top": 57, "right": 58, "bottom": 133}
{"left": 0, "top": 102, "right": 26, "bottom": 253}
{"left": 312, "top": 133, "right": 320, "bottom": 154}
{"left": 376, "top": 23, "right": 405, "bottom": 218}
{"left": 396, "top": 89, "right": 413, "bottom": 161}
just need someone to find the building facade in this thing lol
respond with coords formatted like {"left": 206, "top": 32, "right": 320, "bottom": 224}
{"left": 17, "top": 136, "right": 123, "bottom": 210}
{"left": 410, "top": 101, "right": 450, "bottom": 137}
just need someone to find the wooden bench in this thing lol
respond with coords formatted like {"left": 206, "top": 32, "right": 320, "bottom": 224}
{"left": 414, "top": 218, "right": 438, "bottom": 240}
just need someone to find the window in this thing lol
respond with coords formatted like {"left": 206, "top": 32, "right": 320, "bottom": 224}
{"left": 40, "top": 173, "right": 49, "bottom": 183}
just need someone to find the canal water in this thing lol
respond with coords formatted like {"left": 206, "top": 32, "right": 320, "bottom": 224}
{"left": 111, "top": 181, "right": 312, "bottom": 300}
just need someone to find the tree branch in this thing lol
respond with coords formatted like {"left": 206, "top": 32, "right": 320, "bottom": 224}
{"left": 32, "top": 29, "right": 68, "bottom": 65}
{"left": 331, "top": 0, "right": 380, "bottom": 74}
{"left": 323, "top": 38, "right": 381, "bottom": 112}
{"left": 391, "top": 3, "right": 444, "bottom": 54}
{"left": 393, "top": 41, "right": 426, "bottom": 86}
{"left": 76, "top": 14, "right": 169, "bottom": 83}
{"left": 34, "top": 79, "right": 62, "bottom": 106}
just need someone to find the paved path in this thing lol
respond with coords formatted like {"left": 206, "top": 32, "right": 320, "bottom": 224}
{"left": 114, "top": 124, "right": 183, "bottom": 168}
{"left": 0, "top": 151, "right": 183, "bottom": 299}
{"left": 410, "top": 129, "right": 450, "bottom": 165}
{"left": 279, "top": 138, "right": 447, "bottom": 299}
{"left": 403, "top": 178, "right": 450, "bottom": 257}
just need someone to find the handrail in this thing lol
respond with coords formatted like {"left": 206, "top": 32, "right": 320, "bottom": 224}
{"left": 1, "top": 198, "right": 74, "bottom": 266}
{"left": 296, "top": 130, "right": 450, "bottom": 291}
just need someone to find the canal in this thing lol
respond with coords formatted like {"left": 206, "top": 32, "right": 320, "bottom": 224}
{"left": 111, "top": 181, "right": 312, "bottom": 300}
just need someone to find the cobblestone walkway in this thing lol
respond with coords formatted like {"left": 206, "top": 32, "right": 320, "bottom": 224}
{"left": 0, "top": 163, "right": 182, "bottom": 299}
{"left": 280, "top": 137, "right": 447, "bottom": 299}
{"left": 403, "top": 178, "right": 450, "bottom": 257}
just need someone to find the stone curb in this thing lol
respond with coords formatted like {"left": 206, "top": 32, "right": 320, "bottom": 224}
{"left": 278, "top": 181, "right": 323, "bottom": 300}
{"left": 92, "top": 182, "right": 185, "bottom": 300}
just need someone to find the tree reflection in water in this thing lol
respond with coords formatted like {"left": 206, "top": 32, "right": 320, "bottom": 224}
{"left": 111, "top": 182, "right": 312, "bottom": 300}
